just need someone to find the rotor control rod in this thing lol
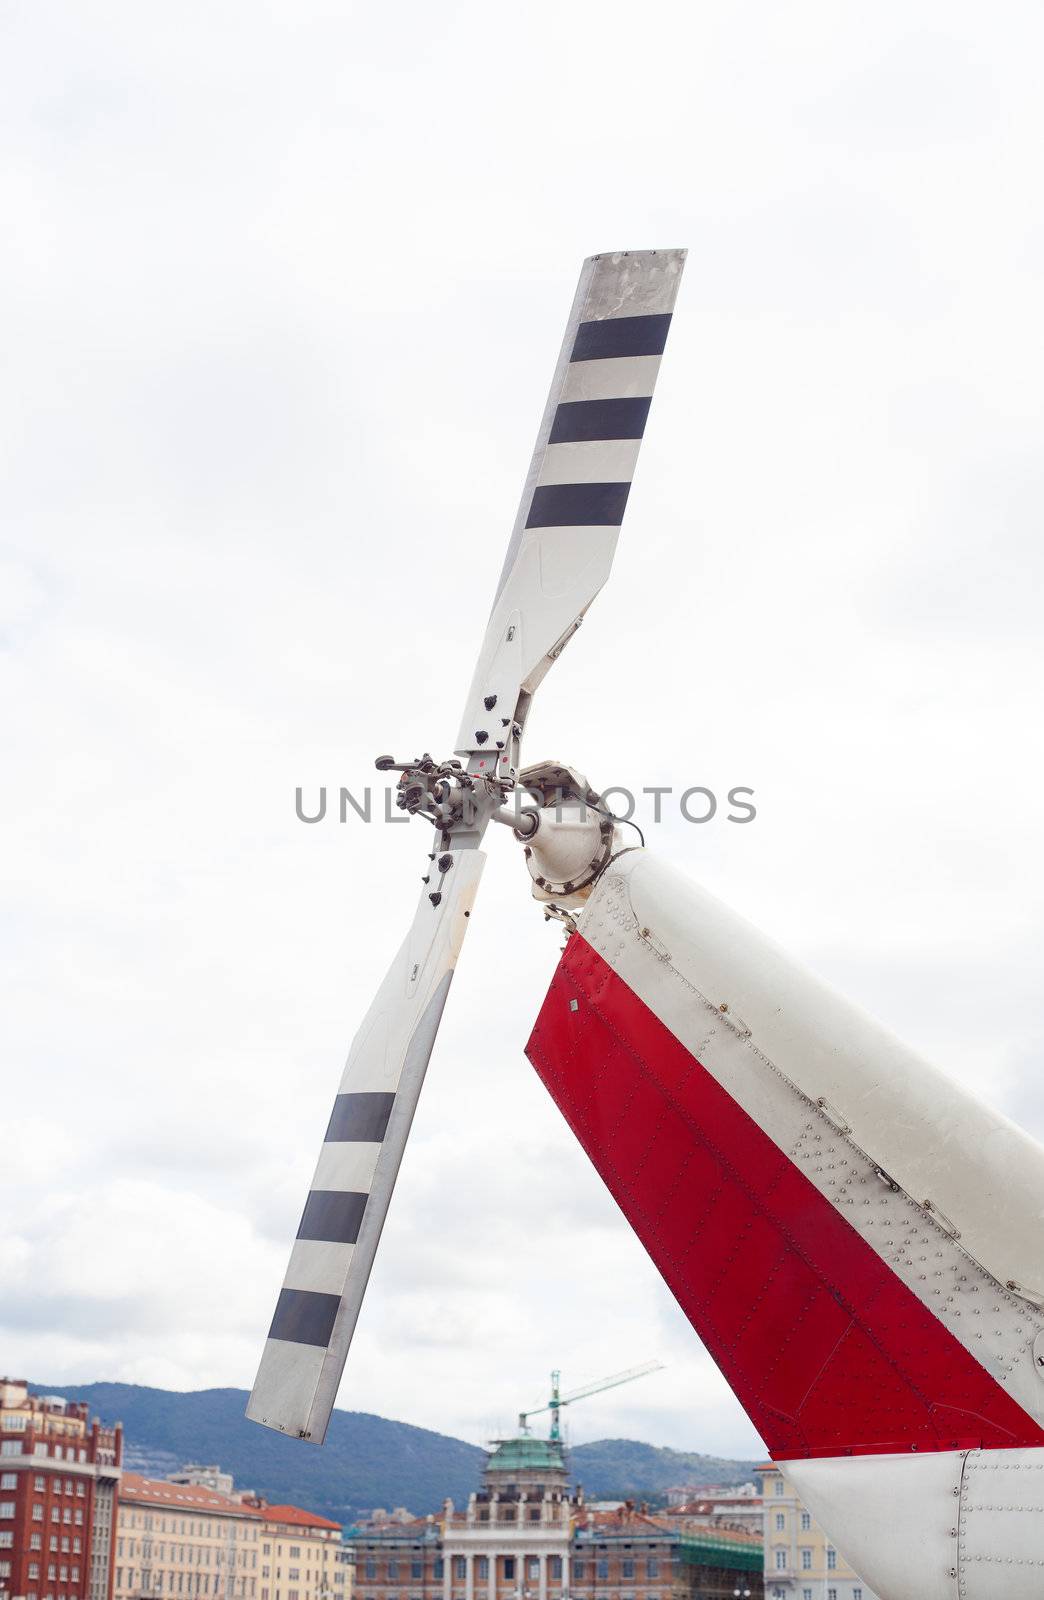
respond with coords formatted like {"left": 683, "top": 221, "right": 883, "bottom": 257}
{"left": 491, "top": 803, "right": 539, "bottom": 837}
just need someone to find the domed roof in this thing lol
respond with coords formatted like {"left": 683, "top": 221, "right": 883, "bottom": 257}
{"left": 484, "top": 1435, "right": 568, "bottom": 1479}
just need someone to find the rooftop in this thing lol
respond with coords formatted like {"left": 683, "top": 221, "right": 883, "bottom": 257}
{"left": 120, "top": 1473, "right": 262, "bottom": 1517}
{"left": 261, "top": 1505, "right": 342, "bottom": 1533}
{"left": 484, "top": 1437, "right": 567, "bottom": 1478}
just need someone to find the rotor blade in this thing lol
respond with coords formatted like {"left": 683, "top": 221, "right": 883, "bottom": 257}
{"left": 455, "top": 248, "right": 686, "bottom": 764}
{"left": 247, "top": 847, "right": 484, "bottom": 1443}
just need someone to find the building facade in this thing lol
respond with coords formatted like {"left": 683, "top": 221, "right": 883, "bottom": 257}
{"left": 664, "top": 1485, "right": 763, "bottom": 1537}
{"left": 349, "top": 1438, "right": 762, "bottom": 1600}
{"left": 0, "top": 1378, "right": 122, "bottom": 1600}
{"left": 757, "top": 1469, "right": 877, "bottom": 1600}
{"left": 114, "top": 1473, "right": 346, "bottom": 1600}
{"left": 574, "top": 1507, "right": 762, "bottom": 1600}
{"left": 114, "top": 1473, "right": 262, "bottom": 1600}
{"left": 255, "top": 1504, "right": 344, "bottom": 1600}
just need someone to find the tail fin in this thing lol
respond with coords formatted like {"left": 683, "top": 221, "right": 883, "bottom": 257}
{"left": 527, "top": 851, "right": 1044, "bottom": 1460}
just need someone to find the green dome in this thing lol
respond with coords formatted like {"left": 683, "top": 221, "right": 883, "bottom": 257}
{"left": 484, "top": 1436, "right": 568, "bottom": 1477}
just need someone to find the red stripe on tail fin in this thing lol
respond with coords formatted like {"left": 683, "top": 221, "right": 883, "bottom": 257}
{"left": 526, "top": 934, "right": 1044, "bottom": 1459}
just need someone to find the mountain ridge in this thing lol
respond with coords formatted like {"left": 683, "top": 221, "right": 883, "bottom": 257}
{"left": 30, "top": 1382, "right": 759, "bottom": 1522}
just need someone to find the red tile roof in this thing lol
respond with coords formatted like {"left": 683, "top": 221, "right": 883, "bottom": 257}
{"left": 261, "top": 1505, "right": 341, "bottom": 1532}
{"left": 119, "top": 1474, "right": 262, "bottom": 1517}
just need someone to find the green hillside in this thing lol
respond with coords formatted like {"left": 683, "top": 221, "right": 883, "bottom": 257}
{"left": 30, "top": 1383, "right": 758, "bottom": 1522}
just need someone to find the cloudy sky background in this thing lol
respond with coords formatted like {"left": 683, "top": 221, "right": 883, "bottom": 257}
{"left": 3, "top": 2, "right": 1044, "bottom": 1462}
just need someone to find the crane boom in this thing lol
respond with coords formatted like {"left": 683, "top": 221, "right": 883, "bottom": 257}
{"left": 518, "top": 1362, "right": 664, "bottom": 1440}
{"left": 559, "top": 1360, "right": 664, "bottom": 1406}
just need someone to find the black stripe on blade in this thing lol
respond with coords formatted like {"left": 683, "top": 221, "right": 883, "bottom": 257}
{"left": 268, "top": 1286, "right": 341, "bottom": 1348}
{"left": 549, "top": 396, "right": 651, "bottom": 444}
{"left": 526, "top": 482, "right": 631, "bottom": 528}
{"left": 297, "top": 1189, "right": 368, "bottom": 1244}
{"left": 571, "top": 314, "right": 672, "bottom": 362}
{"left": 326, "top": 1091, "right": 394, "bottom": 1143}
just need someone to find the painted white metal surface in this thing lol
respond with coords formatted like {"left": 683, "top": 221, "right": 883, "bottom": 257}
{"left": 249, "top": 250, "right": 688, "bottom": 1444}
{"left": 455, "top": 249, "right": 685, "bottom": 759}
{"left": 578, "top": 850, "right": 1044, "bottom": 1422}
{"left": 786, "top": 1448, "right": 1044, "bottom": 1600}
{"left": 248, "top": 848, "right": 484, "bottom": 1440}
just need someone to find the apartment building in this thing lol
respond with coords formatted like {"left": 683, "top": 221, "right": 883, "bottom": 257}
{"left": 114, "top": 1473, "right": 262, "bottom": 1600}
{"left": 0, "top": 1378, "right": 122, "bottom": 1600}
{"left": 256, "top": 1505, "right": 343, "bottom": 1600}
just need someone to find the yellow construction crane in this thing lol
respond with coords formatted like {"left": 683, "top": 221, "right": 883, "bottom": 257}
{"left": 517, "top": 1362, "right": 664, "bottom": 1441}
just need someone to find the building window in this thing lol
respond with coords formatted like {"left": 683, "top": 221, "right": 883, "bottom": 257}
{"left": 527, "top": 1560, "right": 539, "bottom": 1581}
{"left": 476, "top": 1559, "right": 488, "bottom": 1580}
{"left": 0, "top": 1534, "right": 13, "bottom": 1550}
{"left": 774, "top": 1550, "right": 787, "bottom": 1571}
{"left": 573, "top": 1562, "right": 585, "bottom": 1580}
{"left": 826, "top": 1549, "right": 837, "bottom": 1570}
{"left": 622, "top": 1561, "right": 634, "bottom": 1580}
{"left": 596, "top": 1560, "right": 608, "bottom": 1581}
{"left": 853, "top": 1591, "right": 862, "bottom": 1599}
{"left": 411, "top": 1562, "right": 422, "bottom": 1580}
{"left": 828, "top": 1591, "right": 837, "bottom": 1600}
{"left": 433, "top": 1561, "right": 444, "bottom": 1580}
{"left": 548, "top": 1558, "right": 562, "bottom": 1580}
{"left": 503, "top": 1560, "right": 515, "bottom": 1581}
{"left": 774, "top": 1514, "right": 784, "bottom": 1532}
{"left": 0, "top": 1474, "right": 15, "bottom": 1491}
{"left": 389, "top": 1562, "right": 400, "bottom": 1581}
{"left": 453, "top": 1560, "right": 465, "bottom": 1581}
{"left": 801, "top": 1549, "right": 812, "bottom": 1570}
{"left": 0, "top": 1444, "right": 19, "bottom": 1458}
{"left": 0, "top": 1502, "right": 15, "bottom": 1518}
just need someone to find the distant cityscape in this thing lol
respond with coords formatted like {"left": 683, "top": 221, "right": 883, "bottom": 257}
{"left": 0, "top": 1380, "right": 876, "bottom": 1600}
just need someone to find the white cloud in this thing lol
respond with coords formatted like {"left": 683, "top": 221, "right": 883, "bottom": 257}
{"left": 2, "top": 0, "right": 1044, "bottom": 1464}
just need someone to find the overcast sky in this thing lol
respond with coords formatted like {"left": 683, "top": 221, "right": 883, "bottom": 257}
{"left": 3, "top": 1, "right": 1044, "bottom": 1466}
